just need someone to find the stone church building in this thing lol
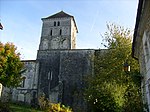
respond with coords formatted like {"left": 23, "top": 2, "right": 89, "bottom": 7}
{"left": 10, "top": 11, "right": 102, "bottom": 111}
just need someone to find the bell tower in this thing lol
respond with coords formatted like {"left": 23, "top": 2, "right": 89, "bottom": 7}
{"left": 36, "top": 11, "right": 78, "bottom": 102}
{"left": 39, "top": 11, "right": 78, "bottom": 50}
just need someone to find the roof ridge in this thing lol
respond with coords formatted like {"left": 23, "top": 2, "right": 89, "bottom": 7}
{"left": 42, "top": 11, "right": 73, "bottom": 19}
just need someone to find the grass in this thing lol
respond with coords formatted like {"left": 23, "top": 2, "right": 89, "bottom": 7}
{"left": 10, "top": 103, "right": 43, "bottom": 112}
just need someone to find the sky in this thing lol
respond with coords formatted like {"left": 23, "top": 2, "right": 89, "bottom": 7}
{"left": 0, "top": 0, "right": 138, "bottom": 60}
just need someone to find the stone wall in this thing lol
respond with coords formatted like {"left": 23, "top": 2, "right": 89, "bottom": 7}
{"left": 133, "top": 0, "right": 150, "bottom": 110}
{"left": 37, "top": 49, "right": 95, "bottom": 111}
{"left": 11, "top": 60, "right": 38, "bottom": 105}
{"left": 37, "top": 50, "right": 60, "bottom": 100}
{"left": 59, "top": 50, "right": 94, "bottom": 111}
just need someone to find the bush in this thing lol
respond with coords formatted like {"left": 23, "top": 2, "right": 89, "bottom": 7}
{"left": 38, "top": 94, "right": 50, "bottom": 110}
{"left": 0, "top": 101, "right": 10, "bottom": 112}
{"left": 47, "top": 103, "right": 72, "bottom": 112}
{"left": 38, "top": 95, "right": 72, "bottom": 112}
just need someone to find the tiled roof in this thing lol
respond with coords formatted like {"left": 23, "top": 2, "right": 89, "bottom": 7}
{"left": 43, "top": 11, "right": 73, "bottom": 19}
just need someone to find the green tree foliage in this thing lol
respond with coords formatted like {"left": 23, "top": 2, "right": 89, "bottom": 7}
{"left": 0, "top": 42, "right": 24, "bottom": 87}
{"left": 85, "top": 24, "right": 143, "bottom": 112}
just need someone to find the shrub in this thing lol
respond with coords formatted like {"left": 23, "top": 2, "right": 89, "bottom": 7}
{"left": 38, "top": 95, "right": 72, "bottom": 112}
{"left": 47, "top": 103, "right": 72, "bottom": 112}
{"left": 38, "top": 94, "right": 50, "bottom": 110}
{"left": 0, "top": 101, "right": 10, "bottom": 112}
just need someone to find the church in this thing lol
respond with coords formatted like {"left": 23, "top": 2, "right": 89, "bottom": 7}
{"left": 9, "top": 11, "right": 103, "bottom": 111}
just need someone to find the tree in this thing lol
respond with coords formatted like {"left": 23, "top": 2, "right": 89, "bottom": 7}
{"left": 0, "top": 42, "right": 24, "bottom": 87}
{"left": 84, "top": 24, "right": 143, "bottom": 112}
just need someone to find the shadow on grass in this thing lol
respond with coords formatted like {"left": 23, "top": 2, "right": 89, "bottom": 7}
{"left": 10, "top": 103, "right": 43, "bottom": 112}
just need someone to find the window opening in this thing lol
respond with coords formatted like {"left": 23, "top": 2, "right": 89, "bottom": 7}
{"left": 54, "top": 22, "right": 56, "bottom": 26}
{"left": 50, "top": 30, "right": 52, "bottom": 36}
{"left": 21, "top": 77, "right": 26, "bottom": 88}
{"left": 58, "top": 21, "right": 60, "bottom": 26}
{"left": 60, "top": 29, "right": 62, "bottom": 35}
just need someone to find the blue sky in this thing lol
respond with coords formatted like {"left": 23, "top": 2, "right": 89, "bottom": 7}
{"left": 0, "top": 0, "right": 138, "bottom": 60}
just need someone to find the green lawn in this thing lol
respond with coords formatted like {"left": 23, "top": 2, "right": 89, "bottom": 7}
{"left": 10, "top": 104, "right": 43, "bottom": 112}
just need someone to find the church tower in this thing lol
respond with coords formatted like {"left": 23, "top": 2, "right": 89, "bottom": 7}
{"left": 39, "top": 11, "right": 78, "bottom": 50}
{"left": 10, "top": 11, "right": 95, "bottom": 112}
{"left": 36, "top": 11, "right": 78, "bottom": 103}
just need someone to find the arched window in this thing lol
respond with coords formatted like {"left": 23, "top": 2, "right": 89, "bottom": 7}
{"left": 58, "top": 21, "right": 60, "bottom": 26}
{"left": 54, "top": 21, "right": 56, "bottom": 26}
{"left": 21, "top": 77, "right": 26, "bottom": 88}
{"left": 60, "top": 29, "right": 62, "bottom": 35}
{"left": 50, "top": 30, "right": 52, "bottom": 36}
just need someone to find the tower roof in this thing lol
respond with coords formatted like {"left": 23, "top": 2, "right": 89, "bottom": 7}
{"left": 42, "top": 11, "right": 73, "bottom": 19}
{"left": 42, "top": 11, "right": 78, "bottom": 33}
